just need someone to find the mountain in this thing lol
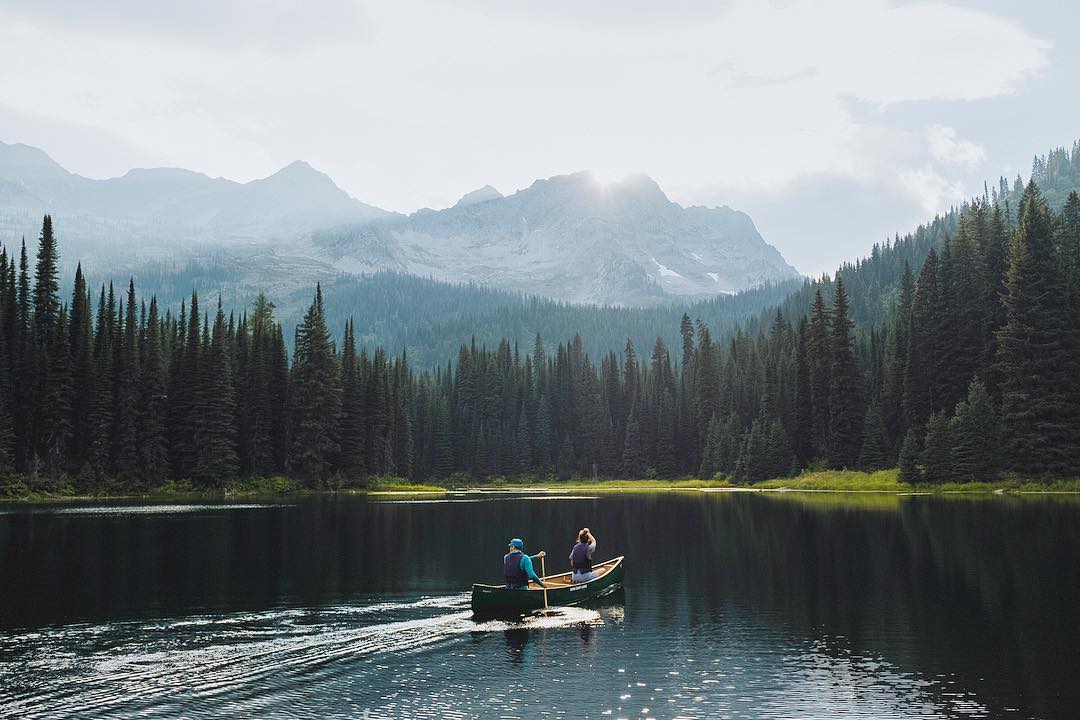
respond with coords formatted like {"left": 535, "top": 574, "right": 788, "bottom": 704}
{"left": 314, "top": 171, "right": 798, "bottom": 306}
{"left": 0, "top": 141, "right": 391, "bottom": 264}
{"left": 1, "top": 141, "right": 798, "bottom": 307}
{"left": 454, "top": 185, "right": 503, "bottom": 208}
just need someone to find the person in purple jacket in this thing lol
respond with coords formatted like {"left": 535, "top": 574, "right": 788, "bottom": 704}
{"left": 503, "top": 538, "right": 546, "bottom": 589}
{"left": 569, "top": 527, "right": 598, "bottom": 583}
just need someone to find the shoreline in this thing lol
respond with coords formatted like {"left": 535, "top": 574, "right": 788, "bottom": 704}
{"left": 4, "top": 469, "right": 1080, "bottom": 504}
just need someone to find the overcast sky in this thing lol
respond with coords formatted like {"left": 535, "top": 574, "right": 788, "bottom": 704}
{"left": 0, "top": 0, "right": 1074, "bottom": 275}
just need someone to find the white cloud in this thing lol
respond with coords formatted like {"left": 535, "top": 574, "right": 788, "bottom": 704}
{"left": 927, "top": 125, "right": 986, "bottom": 167}
{"left": 0, "top": 0, "right": 1052, "bottom": 226}
{"left": 898, "top": 166, "right": 968, "bottom": 217}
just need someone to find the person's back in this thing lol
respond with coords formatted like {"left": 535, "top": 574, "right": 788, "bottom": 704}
{"left": 503, "top": 538, "right": 546, "bottom": 589}
{"left": 570, "top": 528, "right": 599, "bottom": 583}
{"left": 503, "top": 549, "right": 527, "bottom": 588}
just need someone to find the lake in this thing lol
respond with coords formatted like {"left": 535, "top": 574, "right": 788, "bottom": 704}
{"left": 1, "top": 491, "right": 1078, "bottom": 719}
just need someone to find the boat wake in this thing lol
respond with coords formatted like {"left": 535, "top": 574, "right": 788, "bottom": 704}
{"left": 0, "top": 594, "right": 606, "bottom": 718}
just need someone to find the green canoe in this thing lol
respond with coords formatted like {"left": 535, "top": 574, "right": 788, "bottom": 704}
{"left": 471, "top": 556, "right": 625, "bottom": 615}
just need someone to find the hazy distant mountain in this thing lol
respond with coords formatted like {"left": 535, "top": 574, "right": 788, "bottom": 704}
{"left": 0, "top": 140, "right": 391, "bottom": 264}
{"left": 315, "top": 172, "right": 798, "bottom": 306}
{"left": 0, "top": 140, "right": 798, "bottom": 307}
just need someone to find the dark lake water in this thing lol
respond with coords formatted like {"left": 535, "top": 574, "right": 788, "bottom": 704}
{"left": 1, "top": 491, "right": 1078, "bottom": 719}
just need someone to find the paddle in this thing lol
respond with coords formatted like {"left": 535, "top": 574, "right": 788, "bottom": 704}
{"left": 537, "top": 548, "right": 561, "bottom": 617}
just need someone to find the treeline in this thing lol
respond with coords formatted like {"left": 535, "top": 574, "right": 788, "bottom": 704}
{"left": 3, "top": 184, "right": 1079, "bottom": 491}
{"left": 116, "top": 257, "right": 801, "bottom": 369}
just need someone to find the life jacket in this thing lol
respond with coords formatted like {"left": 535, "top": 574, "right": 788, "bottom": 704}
{"left": 571, "top": 542, "right": 593, "bottom": 572}
{"left": 503, "top": 550, "right": 526, "bottom": 587}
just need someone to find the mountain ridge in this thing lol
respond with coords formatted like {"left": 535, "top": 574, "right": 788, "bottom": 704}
{"left": 0, "top": 139, "right": 799, "bottom": 306}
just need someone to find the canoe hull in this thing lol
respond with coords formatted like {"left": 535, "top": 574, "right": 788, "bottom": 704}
{"left": 470, "top": 556, "right": 625, "bottom": 615}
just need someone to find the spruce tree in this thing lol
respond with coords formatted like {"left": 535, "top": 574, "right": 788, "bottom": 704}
{"left": 920, "top": 411, "right": 954, "bottom": 484}
{"left": 898, "top": 429, "right": 921, "bottom": 484}
{"left": 288, "top": 286, "right": 341, "bottom": 483}
{"left": 111, "top": 281, "right": 139, "bottom": 482}
{"left": 995, "top": 182, "right": 1079, "bottom": 476}
{"left": 828, "top": 278, "right": 862, "bottom": 468}
{"left": 904, "top": 249, "right": 939, "bottom": 430}
{"left": 137, "top": 297, "right": 169, "bottom": 486}
{"left": 950, "top": 379, "right": 1002, "bottom": 483}
{"left": 193, "top": 300, "right": 239, "bottom": 485}
{"left": 68, "top": 267, "right": 94, "bottom": 471}
{"left": 621, "top": 403, "right": 644, "bottom": 477}
{"left": 807, "top": 288, "right": 831, "bottom": 459}
{"left": 337, "top": 319, "right": 365, "bottom": 477}
{"left": 857, "top": 401, "right": 889, "bottom": 471}
{"left": 792, "top": 316, "right": 813, "bottom": 467}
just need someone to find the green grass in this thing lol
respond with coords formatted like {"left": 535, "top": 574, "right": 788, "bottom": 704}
{"left": 364, "top": 482, "right": 447, "bottom": 493}
{"left": 753, "top": 469, "right": 908, "bottom": 492}
{"left": 450, "top": 476, "right": 732, "bottom": 491}
{"left": 5, "top": 468, "right": 1080, "bottom": 503}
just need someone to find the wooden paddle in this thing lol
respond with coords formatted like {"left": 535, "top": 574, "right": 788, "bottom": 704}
{"left": 540, "top": 552, "right": 549, "bottom": 611}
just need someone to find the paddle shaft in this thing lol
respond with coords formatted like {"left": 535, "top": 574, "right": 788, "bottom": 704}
{"left": 541, "top": 554, "right": 548, "bottom": 610}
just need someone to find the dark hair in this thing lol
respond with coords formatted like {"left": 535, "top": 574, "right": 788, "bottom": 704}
{"left": 578, "top": 528, "right": 591, "bottom": 543}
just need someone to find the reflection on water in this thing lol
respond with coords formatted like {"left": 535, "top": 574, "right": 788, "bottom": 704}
{"left": 1, "top": 493, "right": 1077, "bottom": 719}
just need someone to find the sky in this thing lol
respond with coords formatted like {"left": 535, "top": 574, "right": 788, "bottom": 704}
{"left": 0, "top": 0, "right": 1075, "bottom": 276}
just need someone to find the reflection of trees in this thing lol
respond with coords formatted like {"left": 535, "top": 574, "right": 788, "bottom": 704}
{"left": 647, "top": 493, "right": 1080, "bottom": 720}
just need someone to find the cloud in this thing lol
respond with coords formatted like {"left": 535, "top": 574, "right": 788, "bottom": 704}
{"left": 0, "top": 0, "right": 1054, "bottom": 259}
{"left": 927, "top": 125, "right": 986, "bottom": 167}
{"left": 898, "top": 166, "right": 968, "bottom": 217}
{"left": 0, "top": 0, "right": 367, "bottom": 51}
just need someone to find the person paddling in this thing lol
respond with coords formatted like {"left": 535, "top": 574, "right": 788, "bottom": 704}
{"left": 570, "top": 528, "right": 599, "bottom": 583}
{"left": 503, "top": 538, "right": 546, "bottom": 589}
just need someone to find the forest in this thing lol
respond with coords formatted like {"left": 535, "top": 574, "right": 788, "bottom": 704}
{"left": 1, "top": 144, "right": 1079, "bottom": 493}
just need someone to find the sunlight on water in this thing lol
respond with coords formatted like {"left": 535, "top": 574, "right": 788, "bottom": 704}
{"left": 0, "top": 595, "right": 988, "bottom": 720}
{"left": 0, "top": 595, "right": 608, "bottom": 719}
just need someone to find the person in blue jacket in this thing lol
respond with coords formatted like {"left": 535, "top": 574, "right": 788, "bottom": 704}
{"left": 503, "top": 538, "right": 546, "bottom": 589}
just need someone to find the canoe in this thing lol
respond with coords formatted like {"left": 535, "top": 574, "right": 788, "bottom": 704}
{"left": 471, "top": 556, "right": 625, "bottom": 615}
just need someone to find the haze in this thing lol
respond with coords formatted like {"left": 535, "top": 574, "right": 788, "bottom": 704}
{"left": 1, "top": 0, "right": 1074, "bottom": 275}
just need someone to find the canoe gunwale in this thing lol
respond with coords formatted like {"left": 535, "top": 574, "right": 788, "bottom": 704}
{"left": 471, "top": 555, "right": 625, "bottom": 591}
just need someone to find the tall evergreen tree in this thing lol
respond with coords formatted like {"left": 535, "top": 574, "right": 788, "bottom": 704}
{"left": 995, "top": 182, "right": 1080, "bottom": 475}
{"left": 828, "top": 278, "right": 862, "bottom": 468}
{"left": 288, "top": 286, "right": 341, "bottom": 483}
{"left": 138, "top": 297, "right": 169, "bottom": 485}
{"left": 807, "top": 288, "right": 831, "bottom": 459}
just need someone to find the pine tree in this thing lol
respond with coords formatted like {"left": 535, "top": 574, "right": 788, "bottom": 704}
{"left": 734, "top": 419, "right": 768, "bottom": 484}
{"left": 338, "top": 319, "right": 365, "bottom": 477}
{"left": 193, "top": 300, "right": 239, "bottom": 485}
{"left": 621, "top": 403, "right": 644, "bottom": 477}
{"left": 68, "top": 266, "right": 93, "bottom": 471}
{"left": 111, "top": 281, "right": 139, "bottom": 482}
{"left": 288, "top": 285, "right": 341, "bottom": 483}
{"left": 138, "top": 297, "right": 169, "bottom": 485}
{"left": 12, "top": 241, "right": 32, "bottom": 473}
{"left": 904, "top": 249, "right": 939, "bottom": 430}
{"left": 828, "top": 278, "right": 862, "bottom": 468}
{"left": 898, "top": 429, "right": 921, "bottom": 484}
{"left": 920, "top": 411, "right": 954, "bottom": 484}
{"left": 857, "top": 401, "right": 888, "bottom": 471}
{"left": 807, "top": 288, "right": 831, "bottom": 459}
{"left": 995, "top": 182, "right": 1079, "bottom": 475}
{"left": 792, "top": 316, "right": 813, "bottom": 466}
{"left": 950, "top": 379, "right": 1002, "bottom": 483}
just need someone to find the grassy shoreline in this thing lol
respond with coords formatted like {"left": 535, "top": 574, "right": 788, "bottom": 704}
{"left": 4, "top": 469, "right": 1080, "bottom": 503}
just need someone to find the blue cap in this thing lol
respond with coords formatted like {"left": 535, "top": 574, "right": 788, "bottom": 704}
{"left": 509, "top": 538, "right": 524, "bottom": 549}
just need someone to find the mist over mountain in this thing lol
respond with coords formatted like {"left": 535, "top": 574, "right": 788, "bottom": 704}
{"left": 0, "top": 141, "right": 391, "bottom": 264}
{"left": 316, "top": 171, "right": 799, "bottom": 306}
{"left": 0, "top": 141, "right": 798, "bottom": 308}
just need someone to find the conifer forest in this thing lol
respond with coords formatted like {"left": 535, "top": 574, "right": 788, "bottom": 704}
{"left": 2, "top": 157, "right": 1080, "bottom": 492}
